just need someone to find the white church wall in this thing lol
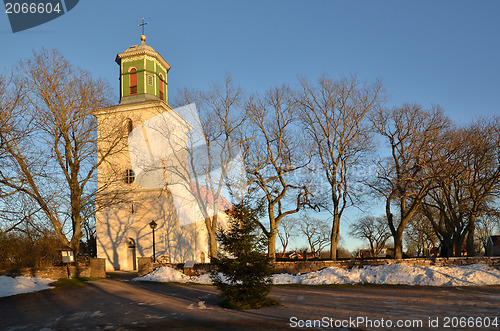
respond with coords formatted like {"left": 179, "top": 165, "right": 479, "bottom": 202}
{"left": 96, "top": 190, "right": 211, "bottom": 271}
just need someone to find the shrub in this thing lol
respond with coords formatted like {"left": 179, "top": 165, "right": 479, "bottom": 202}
{"left": 0, "top": 230, "right": 60, "bottom": 270}
{"left": 211, "top": 202, "right": 279, "bottom": 310}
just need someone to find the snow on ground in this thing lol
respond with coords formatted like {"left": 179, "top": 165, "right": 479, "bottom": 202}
{"left": 134, "top": 263, "right": 500, "bottom": 286}
{"left": 0, "top": 276, "right": 55, "bottom": 298}
{"left": 274, "top": 263, "right": 500, "bottom": 286}
{"left": 134, "top": 265, "right": 191, "bottom": 283}
{"left": 132, "top": 268, "right": 219, "bottom": 284}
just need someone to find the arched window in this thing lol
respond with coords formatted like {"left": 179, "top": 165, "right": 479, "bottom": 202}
{"left": 124, "top": 118, "right": 133, "bottom": 135}
{"left": 129, "top": 68, "right": 137, "bottom": 95}
{"left": 126, "top": 238, "right": 136, "bottom": 248}
{"left": 159, "top": 74, "right": 164, "bottom": 100}
{"left": 124, "top": 169, "right": 135, "bottom": 184}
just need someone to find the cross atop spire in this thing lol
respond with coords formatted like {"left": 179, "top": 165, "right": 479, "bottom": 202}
{"left": 138, "top": 18, "right": 149, "bottom": 44}
{"left": 138, "top": 18, "right": 149, "bottom": 35}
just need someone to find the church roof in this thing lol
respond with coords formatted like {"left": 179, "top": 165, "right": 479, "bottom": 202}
{"left": 115, "top": 35, "right": 171, "bottom": 72}
{"left": 190, "top": 180, "right": 233, "bottom": 212}
{"left": 123, "top": 43, "right": 156, "bottom": 53}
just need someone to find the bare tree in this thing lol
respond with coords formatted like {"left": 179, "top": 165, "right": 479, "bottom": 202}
{"left": 0, "top": 193, "right": 43, "bottom": 237}
{"left": 297, "top": 75, "right": 385, "bottom": 260}
{"left": 349, "top": 216, "right": 391, "bottom": 257}
{"left": 404, "top": 212, "right": 440, "bottom": 257}
{"left": 0, "top": 49, "right": 122, "bottom": 253}
{"left": 171, "top": 75, "right": 247, "bottom": 261}
{"left": 277, "top": 216, "right": 298, "bottom": 255}
{"left": 476, "top": 212, "right": 500, "bottom": 255}
{"left": 244, "top": 86, "right": 313, "bottom": 260}
{"left": 418, "top": 126, "right": 469, "bottom": 257}
{"left": 461, "top": 117, "right": 500, "bottom": 255}
{"left": 0, "top": 71, "right": 28, "bottom": 235}
{"left": 419, "top": 118, "right": 500, "bottom": 256}
{"left": 370, "top": 104, "right": 450, "bottom": 259}
{"left": 298, "top": 215, "right": 330, "bottom": 257}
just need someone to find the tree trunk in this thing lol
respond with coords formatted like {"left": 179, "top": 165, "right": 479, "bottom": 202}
{"left": 329, "top": 214, "right": 340, "bottom": 260}
{"left": 69, "top": 209, "right": 83, "bottom": 255}
{"left": 282, "top": 243, "right": 288, "bottom": 255}
{"left": 393, "top": 229, "right": 404, "bottom": 259}
{"left": 466, "top": 228, "right": 475, "bottom": 256}
{"left": 370, "top": 242, "right": 376, "bottom": 258}
{"left": 439, "top": 239, "right": 452, "bottom": 258}
{"left": 209, "top": 231, "right": 217, "bottom": 261}
{"left": 466, "top": 212, "right": 477, "bottom": 256}
{"left": 386, "top": 199, "right": 403, "bottom": 259}
{"left": 268, "top": 230, "right": 276, "bottom": 261}
{"left": 206, "top": 217, "right": 218, "bottom": 261}
{"left": 69, "top": 230, "right": 82, "bottom": 255}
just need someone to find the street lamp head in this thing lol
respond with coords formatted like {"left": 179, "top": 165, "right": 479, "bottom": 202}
{"left": 149, "top": 220, "right": 157, "bottom": 230}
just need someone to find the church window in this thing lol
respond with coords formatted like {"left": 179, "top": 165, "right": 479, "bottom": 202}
{"left": 147, "top": 75, "right": 153, "bottom": 86}
{"left": 159, "top": 74, "right": 164, "bottom": 100}
{"left": 129, "top": 67, "right": 137, "bottom": 95}
{"left": 124, "top": 169, "right": 135, "bottom": 184}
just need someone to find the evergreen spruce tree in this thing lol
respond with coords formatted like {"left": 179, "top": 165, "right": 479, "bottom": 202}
{"left": 211, "top": 202, "right": 279, "bottom": 310}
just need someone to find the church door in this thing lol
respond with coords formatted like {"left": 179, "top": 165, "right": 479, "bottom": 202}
{"left": 126, "top": 238, "right": 137, "bottom": 270}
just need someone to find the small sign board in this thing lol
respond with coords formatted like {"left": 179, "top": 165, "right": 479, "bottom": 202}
{"left": 184, "top": 260, "right": 195, "bottom": 268}
{"left": 61, "top": 250, "right": 74, "bottom": 263}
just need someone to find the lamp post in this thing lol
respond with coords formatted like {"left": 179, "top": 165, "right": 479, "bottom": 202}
{"left": 149, "top": 220, "right": 157, "bottom": 263}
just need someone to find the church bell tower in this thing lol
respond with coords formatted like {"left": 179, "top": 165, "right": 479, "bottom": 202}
{"left": 94, "top": 33, "right": 209, "bottom": 271}
{"left": 115, "top": 34, "right": 170, "bottom": 105}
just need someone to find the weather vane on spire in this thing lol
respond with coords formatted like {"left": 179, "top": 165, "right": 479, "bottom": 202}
{"left": 138, "top": 18, "right": 149, "bottom": 36}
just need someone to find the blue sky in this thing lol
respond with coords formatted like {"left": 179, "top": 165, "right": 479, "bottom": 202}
{"left": 1, "top": 1, "right": 499, "bottom": 251}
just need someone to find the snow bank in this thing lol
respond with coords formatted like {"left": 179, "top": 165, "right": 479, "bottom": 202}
{"left": 134, "top": 263, "right": 500, "bottom": 286}
{"left": 191, "top": 273, "right": 215, "bottom": 285}
{"left": 275, "top": 263, "right": 500, "bottom": 286}
{"left": 0, "top": 275, "right": 55, "bottom": 298}
{"left": 133, "top": 268, "right": 226, "bottom": 285}
{"left": 133, "top": 266, "right": 191, "bottom": 283}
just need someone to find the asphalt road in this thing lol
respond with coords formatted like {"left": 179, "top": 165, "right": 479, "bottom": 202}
{"left": 1, "top": 272, "right": 500, "bottom": 330}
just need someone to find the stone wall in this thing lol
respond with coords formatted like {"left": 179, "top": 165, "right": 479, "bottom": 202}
{"left": 137, "top": 259, "right": 214, "bottom": 277}
{"left": 137, "top": 257, "right": 154, "bottom": 277}
{"left": 0, "top": 258, "right": 107, "bottom": 279}
{"left": 273, "top": 257, "right": 500, "bottom": 275}
{"left": 143, "top": 257, "right": 500, "bottom": 277}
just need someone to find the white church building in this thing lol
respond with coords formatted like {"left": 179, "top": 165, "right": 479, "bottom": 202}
{"left": 95, "top": 35, "right": 233, "bottom": 271}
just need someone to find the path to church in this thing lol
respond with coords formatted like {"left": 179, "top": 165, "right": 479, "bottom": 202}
{"left": 1, "top": 273, "right": 499, "bottom": 330}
